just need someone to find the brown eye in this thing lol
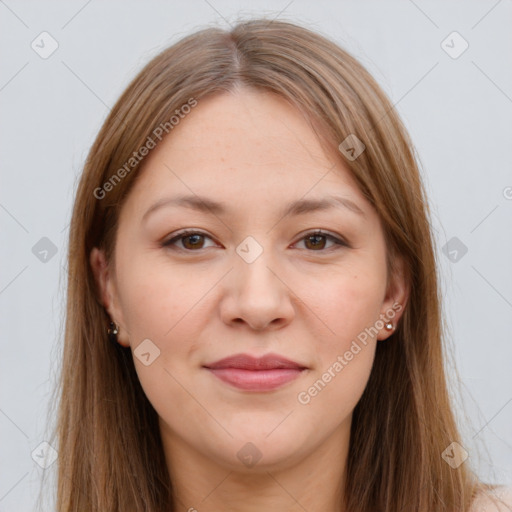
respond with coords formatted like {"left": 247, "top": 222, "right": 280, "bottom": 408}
{"left": 162, "top": 231, "right": 216, "bottom": 251}
{"left": 304, "top": 234, "right": 327, "bottom": 250}
{"left": 295, "top": 231, "right": 347, "bottom": 251}
{"left": 181, "top": 234, "right": 205, "bottom": 250}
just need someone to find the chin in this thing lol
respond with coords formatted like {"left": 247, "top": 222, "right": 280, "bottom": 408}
{"left": 217, "top": 427, "right": 308, "bottom": 472}
{"left": 221, "top": 440, "right": 305, "bottom": 474}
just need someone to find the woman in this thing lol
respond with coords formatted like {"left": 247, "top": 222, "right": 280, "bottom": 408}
{"left": 53, "top": 18, "right": 511, "bottom": 511}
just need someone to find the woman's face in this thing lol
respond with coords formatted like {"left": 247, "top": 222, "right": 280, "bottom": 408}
{"left": 91, "top": 88, "right": 407, "bottom": 473}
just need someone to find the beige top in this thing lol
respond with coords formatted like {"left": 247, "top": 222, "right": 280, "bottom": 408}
{"left": 469, "top": 485, "right": 512, "bottom": 512}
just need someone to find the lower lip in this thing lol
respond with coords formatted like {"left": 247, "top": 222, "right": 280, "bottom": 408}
{"left": 206, "top": 368, "right": 305, "bottom": 391}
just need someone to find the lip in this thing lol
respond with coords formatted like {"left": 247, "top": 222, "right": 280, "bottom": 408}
{"left": 203, "top": 353, "right": 308, "bottom": 391}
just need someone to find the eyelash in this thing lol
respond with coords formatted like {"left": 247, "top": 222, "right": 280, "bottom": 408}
{"left": 161, "top": 229, "right": 349, "bottom": 253}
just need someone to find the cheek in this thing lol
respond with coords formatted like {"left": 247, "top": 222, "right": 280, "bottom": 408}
{"left": 115, "top": 256, "right": 217, "bottom": 402}
{"left": 116, "top": 260, "right": 211, "bottom": 420}
{"left": 296, "top": 340, "right": 375, "bottom": 438}
{"left": 293, "top": 286, "right": 380, "bottom": 430}
{"left": 117, "top": 253, "right": 209, "bottom": 340}
{"left": 292, "top": 263, "right": 385, "bottom": 411}
{"left": 301, "top": 264, "right": 386, "bottom": 348}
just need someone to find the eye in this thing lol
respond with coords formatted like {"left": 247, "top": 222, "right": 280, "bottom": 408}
{"left": 162, "top": 230, "right": 218, "bottom": 251}
{"left": 162, "top": 229, "right": 348, "bottom": 253}
{"left": 293, "top": 230, "right": 348, "bottom": 251}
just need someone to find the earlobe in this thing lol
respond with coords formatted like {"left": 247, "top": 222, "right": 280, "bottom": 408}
{"left": 89, "top": 247, "right": 130, "bottom": 348}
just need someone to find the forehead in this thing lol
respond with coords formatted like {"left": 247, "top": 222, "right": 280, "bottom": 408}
{"left": 121, "top": 88, "right": 369, "bottom": 219}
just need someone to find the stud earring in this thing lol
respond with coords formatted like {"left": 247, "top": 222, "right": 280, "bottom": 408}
{"left": 107, "top": 320, "right": 119, "bottom": 342}
{"left": 385, "top": 322, "right": 394, "bottom": 331}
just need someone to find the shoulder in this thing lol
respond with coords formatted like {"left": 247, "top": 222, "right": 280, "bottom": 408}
{"left": 469, "top": 485, "right": 512, "bottom": 512}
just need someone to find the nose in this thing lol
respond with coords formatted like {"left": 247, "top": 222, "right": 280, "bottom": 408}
{"left": 219, "top": 249, "right": 296, "bottom": 332}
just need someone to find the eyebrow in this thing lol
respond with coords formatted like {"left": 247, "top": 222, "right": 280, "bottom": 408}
{"left": 141, "top": 193, "right": 366, "bottom": 224}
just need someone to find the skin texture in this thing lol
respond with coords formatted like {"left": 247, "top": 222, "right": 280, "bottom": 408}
{"left": 90, "top": 88, "right": 408, "bottom": 512}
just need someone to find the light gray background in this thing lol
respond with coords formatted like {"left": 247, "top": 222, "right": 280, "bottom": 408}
{"left": 1, "top": 1, "right": 511, "bottom": 510}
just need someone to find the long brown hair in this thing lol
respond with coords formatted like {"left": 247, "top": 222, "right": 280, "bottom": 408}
{"left": 49, "top": 17, "right": 497, "bottom": 511}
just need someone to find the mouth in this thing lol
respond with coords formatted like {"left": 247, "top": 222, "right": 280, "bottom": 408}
{"left": 203, "top": 353, "right": 308, "bottom": 392}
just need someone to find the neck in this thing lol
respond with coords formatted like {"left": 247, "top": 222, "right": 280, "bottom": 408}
{"left": 160, "top": 419, "right": 350, "bottom": 512}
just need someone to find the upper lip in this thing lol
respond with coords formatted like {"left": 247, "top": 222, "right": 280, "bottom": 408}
{"left": 203, "top": 353, "right": 307, "bottom": 371}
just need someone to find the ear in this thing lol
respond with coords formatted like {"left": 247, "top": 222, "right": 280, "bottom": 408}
{"left": 89, "top": 247, "right": 130, "bottom": 347}
{"left": 377, "top": 254, "right": 409, "bottom": 341}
